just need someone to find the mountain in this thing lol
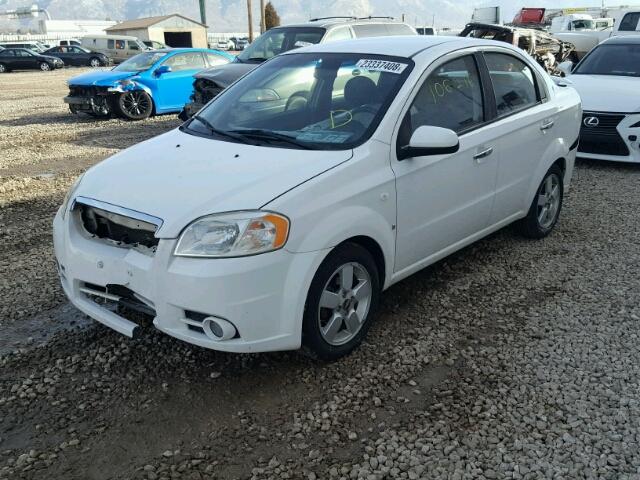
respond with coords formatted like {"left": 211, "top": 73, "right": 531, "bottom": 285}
{"left": 0, "top": 0, "right": 610, "bottom": 32}
{"left": 1, "top": 0, "right": 476, "bottom": 32}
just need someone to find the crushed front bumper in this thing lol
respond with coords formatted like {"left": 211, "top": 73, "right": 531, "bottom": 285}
{"left": 53, "top": 206, "right": 323, "bottom": 353}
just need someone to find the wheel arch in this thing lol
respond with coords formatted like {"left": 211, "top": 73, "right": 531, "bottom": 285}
{"left": 336, "top": 236, "right": 386, "bottom": 292}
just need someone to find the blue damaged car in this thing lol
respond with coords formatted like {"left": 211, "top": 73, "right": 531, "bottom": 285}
{"left": 64, "top": 48, "right": 234, "bottom": 120}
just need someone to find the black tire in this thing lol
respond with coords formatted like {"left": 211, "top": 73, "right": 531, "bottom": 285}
{"left": 516, "top": 164, "right": 564, "bottom": 239}
{"left": 302, "top": 243, "right": 380, "bottom": 361}
{"left": 116, "top": 90, "right": 153, "bottom": 120}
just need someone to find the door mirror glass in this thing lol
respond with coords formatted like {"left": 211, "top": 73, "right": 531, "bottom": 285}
{"left": 399, "top": 125, "right": 459, "bottom": 160}
{"left": 155, "top": 65, "right": 172, "bottom": 76}
{"left": 557, "top": 60, "right": 574, "bottom": 76}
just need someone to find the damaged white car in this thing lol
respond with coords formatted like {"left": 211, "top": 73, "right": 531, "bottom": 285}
{"left": 54, "top": 36, "right": 581, "bottom": 359}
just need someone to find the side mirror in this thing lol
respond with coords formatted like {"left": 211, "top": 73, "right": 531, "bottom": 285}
{"left": 398, "top": 125, "right": 459, "bottom": 160}
{"left": 154, "top": 65, "right": 172, "bottom": 76}
{"left": 557, "top": 60, "right": 574, "bottom": 77}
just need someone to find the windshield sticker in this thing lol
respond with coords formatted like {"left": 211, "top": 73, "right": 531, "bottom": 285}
{"left": 355, "top": 59, "right": 408, "bottom": 74}
{"left": 297, "top": 130, "right": 353, "bottom": 143}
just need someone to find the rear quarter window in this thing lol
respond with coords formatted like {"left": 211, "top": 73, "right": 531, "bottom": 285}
{"left": 619, "top": 12, "right": 640, "bottom": 31}
{"left": 352, "top": 24, "right": 390, "bottom": 38}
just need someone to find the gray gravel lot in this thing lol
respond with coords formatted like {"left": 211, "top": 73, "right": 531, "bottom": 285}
{"left": 1, "top": 68, "right": 639, "bottom": 480}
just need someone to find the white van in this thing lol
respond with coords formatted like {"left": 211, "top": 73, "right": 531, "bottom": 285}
{"left": 80, "top": 35, "right": 148, "bottom": 63}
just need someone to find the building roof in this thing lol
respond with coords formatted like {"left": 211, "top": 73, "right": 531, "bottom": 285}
{"left": 106, "top": 14, "right": 206, "bottom": 31}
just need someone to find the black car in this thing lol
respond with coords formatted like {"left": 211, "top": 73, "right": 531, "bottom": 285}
{"left": 0, "top": 48, "right": 64, "bottom": 73}
{"left": 44, "top": 46, "right": 110, "bottom": 67}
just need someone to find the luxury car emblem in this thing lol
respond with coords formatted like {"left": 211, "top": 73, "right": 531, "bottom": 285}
{"left": 584, "top": 116, "right": 600, "bottom": 127}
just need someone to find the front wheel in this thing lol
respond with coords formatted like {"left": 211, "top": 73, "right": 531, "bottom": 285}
{"left": 302, "top": 243, "right": 380, "bottom": 361}
{"left": 40, "top": 62, "right": 51, "bottom": 71}
{"left": 516, "top": 165, "right": 564, "bottom": 239}
{"left": 116, "top": 90, "right": 153, "bottom": 120}
{"left": 89, "top": 57, "right": 102, "bottom": 68}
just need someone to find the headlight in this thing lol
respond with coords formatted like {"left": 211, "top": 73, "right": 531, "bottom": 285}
{"left": 60, "top": 174, "right": 84, "bottom": 219}
{"left": 174, "top": 211, "right": 290, "bottom": 258}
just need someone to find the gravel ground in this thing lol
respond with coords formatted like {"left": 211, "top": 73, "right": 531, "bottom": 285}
{"left": 1, "top": 68, "right": 640, "bottom": 480}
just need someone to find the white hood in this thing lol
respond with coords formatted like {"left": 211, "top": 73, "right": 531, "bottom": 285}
{"left": 75, "top": 129, "right": 352, "bottom": 238}
{"left": 567, "top": 74, "right": 640, "bottom": 112}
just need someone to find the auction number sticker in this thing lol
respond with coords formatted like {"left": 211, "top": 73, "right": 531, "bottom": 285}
{"left": 355, "top": 59, "right": 408, "bottom": 74}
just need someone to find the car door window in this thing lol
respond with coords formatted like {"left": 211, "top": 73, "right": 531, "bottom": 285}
{"left": 108, "top": 39, "right": 115, "bottom": 49}
{"left": 401, "top": 55, "right": 484, "bottom": 139}
{"left": 163, "top": 52, "right": 206, "bottom": 71}
{"left": 115, "top": 40, "right": 125, "bottom": 50}
{"left": 205, "top": 53, "right": 229, "bottom": 67}
{"left": 128, "top": 41, "right": 140, "bottom": 51}
{"left": 324, "top": 26, "right": 353, "bottom": 42}
{"left": 619, "top": 12, "right": 640, "bottom": 31}
{"left": 484, "top": 53, "right": 538, "bottom": 117}
{"left": 16, "top": 50, "right": 32, "bottom": 57}
{"left": 0, "top": 50, "right": 14, "bottom": 57}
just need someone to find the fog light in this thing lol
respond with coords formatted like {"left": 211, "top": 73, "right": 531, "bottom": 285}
{"left": 202, "top": 317, "right": 236, "bottom": 341}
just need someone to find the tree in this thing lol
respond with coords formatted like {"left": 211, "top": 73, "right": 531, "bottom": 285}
{"left": 264, "top": 2, "right": 281, "bottom": 30}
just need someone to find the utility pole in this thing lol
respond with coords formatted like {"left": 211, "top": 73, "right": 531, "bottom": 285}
{"left": 247, "top": 0, "right": 254, "bottom": 42}
{"left": 260, "top": 0, "right": 265, "bottom": 33}
{"left": 198, "top": 0, "right": 206, "bottom": 25}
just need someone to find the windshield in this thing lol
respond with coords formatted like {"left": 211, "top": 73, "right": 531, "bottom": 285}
{"left": 574, "top": 43, "right": 640, "bottom": 77}
{"left": 237, "top": 27, "right": 325, "bottom": 63}
{"left": 113, "top": 51, "right": 168, "bottom": 72}
{"left": 185, "top": 52, "right": 413, "bottom": 150}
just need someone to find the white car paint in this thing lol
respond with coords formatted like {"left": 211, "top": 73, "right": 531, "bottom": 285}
{"left": 53, "top": 36, "right": 581, "bottom": 354}
{"left": 562, "top": 38, "right": 640, "bottom": 162}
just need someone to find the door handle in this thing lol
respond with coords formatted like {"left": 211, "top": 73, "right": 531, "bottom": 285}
{"left": 540, "top": 120, "right": 555, "bottom": 131}
{"left": 473, "top": 147, "right": 493, "bottom": 162}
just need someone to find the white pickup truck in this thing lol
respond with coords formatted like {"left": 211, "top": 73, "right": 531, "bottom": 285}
{"left": 554, "top": 10, "right": 640, "bottom": 60}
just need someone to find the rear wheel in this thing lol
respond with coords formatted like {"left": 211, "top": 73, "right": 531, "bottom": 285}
{"left": 516, "top": 165, "right": 564, "bottom": 239}
{"left": 40, "top": 62, "right": 51, "bottom": 71}
{"left": 89, "top": 57, "right": 102, "bottom": 68}
{"left": 116, "top": 90, "right": 153, "bottom": 120}
{"left": 302, "top": 243, "right": 380, "bottom": 360}
{"left": 0, "top": 63, "right": 6, "bottom": 73}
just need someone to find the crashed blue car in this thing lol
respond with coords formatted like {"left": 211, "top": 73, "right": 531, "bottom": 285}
{"left": 64, "top": 48, "right": 234, "bottom": 120}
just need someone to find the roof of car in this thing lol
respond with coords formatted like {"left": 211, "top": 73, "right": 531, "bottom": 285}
{"left": 282, "top": 35, "right": 484, "bottom": 58}
{"left": 602, "top": 35, "right": 640, "bottom": 45}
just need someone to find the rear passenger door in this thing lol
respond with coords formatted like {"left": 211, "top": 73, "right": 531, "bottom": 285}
{"left": 392, "top": 53, "right": 499, "bottom": 272}
{"left": 481, "top": 51, "right": 558, "bottom": 223}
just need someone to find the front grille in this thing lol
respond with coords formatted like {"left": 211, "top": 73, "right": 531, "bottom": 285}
{"left": 68, "top": 85, "right": 108, "bottom": 97}
{"left": 75, "top": 201, "right": 159, "bottom": 251}
{"left": 579, "top": 112, "right": 629, "bottom": 156}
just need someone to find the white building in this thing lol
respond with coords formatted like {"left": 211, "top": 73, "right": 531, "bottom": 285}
{"left": 38, "top": 19, "right": 117, "bottom": 36}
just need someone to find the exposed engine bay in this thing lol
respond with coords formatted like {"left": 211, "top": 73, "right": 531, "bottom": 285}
{"left": 459, "top": 23, "right": 575, "bottom": 76}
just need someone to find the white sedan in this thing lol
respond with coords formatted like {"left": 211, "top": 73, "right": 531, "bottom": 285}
{"left": 54, "top": 36, "right": 581, "bottom": 360}
{"left": 559, "top": 36, "right": 640, "bottom": 162}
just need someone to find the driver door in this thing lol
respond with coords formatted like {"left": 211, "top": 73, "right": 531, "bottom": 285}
{"left": 153, "top": 52, "right": 207, "bottom": 111}
{"left": 392, "top": 53, "right": 499, "bottom": 272}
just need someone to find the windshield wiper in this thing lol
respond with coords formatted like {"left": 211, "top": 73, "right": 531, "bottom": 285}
{"left": 189, "top": 115, "right": 254, "bottom": 143}
{"left": 228, "top": 129, "right": 314, "bottom": 149}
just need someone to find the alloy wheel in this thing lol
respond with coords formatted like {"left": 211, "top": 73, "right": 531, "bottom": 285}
{"left": 537, "top": 173, "right": 561, "bottom": 229}
{"left": 0, "top": 64, "right": 5, "bottom": 73}
{"left": 90, "top": 58, "right": 101, "bottom": 67}
{"left": 40, "top": 62, "right": 50, "bottom": 71}
{"left": 121, "top": 91, "right": 151, "bottom": 118}
{"left": 318, "top": 262, "right": 372, "bottom": 346}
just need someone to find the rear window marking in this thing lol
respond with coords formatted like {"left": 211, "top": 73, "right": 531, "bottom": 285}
{"left": 355, "top": 59, "right": 408, "bottom": 74}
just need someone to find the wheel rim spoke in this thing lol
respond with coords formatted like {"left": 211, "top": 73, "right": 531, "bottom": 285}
{"left": 538, "top": 206, "right": 549, "bottom": 225}
{"left": 352, "top": 279, "right": 371, "bottom": 302}
{"left": 344, "top": 310, "right": 361, "bottom": 334}
{"left": 320, "top": 290, "right": 340, "bottom": 309}
{"left": 340, "top": 264, "right": 354, "bottom": 290}
{"left": 537, "top": 194, "right": 547, "bottom": 207}
{"left": 322, "top": 313, "right": 343, "bottom": 343}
